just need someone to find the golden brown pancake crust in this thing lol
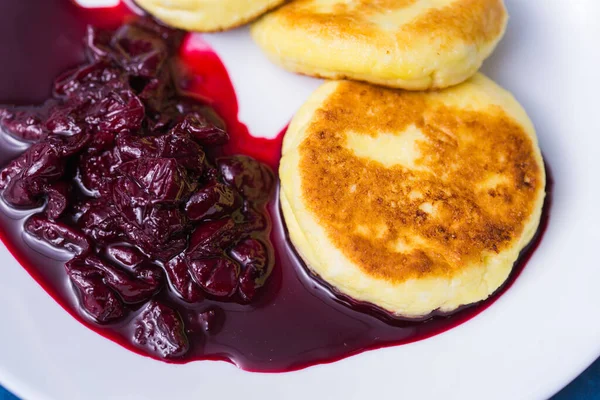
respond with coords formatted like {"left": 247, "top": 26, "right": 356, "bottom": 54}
{"left": 298, "top": 81, "right": 542, "bottom": 283}
{"left": 280, "top": 0, "right": 506, "bottom": 46}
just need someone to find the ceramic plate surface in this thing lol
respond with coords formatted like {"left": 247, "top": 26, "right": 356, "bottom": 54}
{"left": 0, "top": 1, "right": 599, "bottom": 399}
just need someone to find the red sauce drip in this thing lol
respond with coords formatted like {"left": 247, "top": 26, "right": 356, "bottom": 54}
{"left": 179, "top": 34, "right": 283, "bottom": 167}
{"left": 0, "top": 0, "right": 552, "bottom": 372}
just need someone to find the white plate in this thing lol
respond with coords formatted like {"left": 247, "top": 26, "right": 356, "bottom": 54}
{"left": 1, "top": 1, "right": 599, "bottom": 399}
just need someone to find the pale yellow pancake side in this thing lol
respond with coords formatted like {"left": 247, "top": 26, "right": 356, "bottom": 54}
{"left": 252, "top": 0, "right": 508, "bottom": 90}
{"left": 136, "top": 0, "right": 286, "bottom": 32}
{"left": 280, "top": 75, "right": 545, "bottom": 317}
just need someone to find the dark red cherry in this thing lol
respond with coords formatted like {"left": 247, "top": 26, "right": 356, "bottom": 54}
{"left": 230, "top": 238, "right": 272, "bottom": 302}
{"left": 49, "top": 132, "right": 91, "bottom": 157}
{"left": 239, "top": 203, "right": 268, "bottom": 233}
{"left": 0, "top": 142, "right": 65, "bottom": 207}
{"left": 158, "top": 132, "right": 206, "bottom": 172}
{"left": 84, "top": 89, "right": 144, "bottom": 134}
{"left": 118, "top": 158, "right": 196, "bottom": 204}
{"left": 133, "top": 301, "right": 189, "bottom": 359}
{"left": 185, "top": 182, "right": 242, "bottom": 222}
{"left": 119, "top": 206, "right": 188, "bottom": 261}
{"left": 172, "top": 111, "right": 229, "bottom": 146}
{"left": 188, "top": 257, "right": 240, "bottom": 298}
{"left": 230, "top": 238, "right": 267, "bottom": 269}
{"left": 187, "top": 218, "right": 238, "bottom": 258}
{"left": 82, "top": 256, "right": 163, "bottom": 304}
{"left": 111, "top": 23, "right": 169, "bottom": 77}
{"left": 164, "top": 255, "right": 204, "bottom": 303}
{"left": 78, "top": 200, "right": 124, "bottom": 243}
{"left": 0, "top": 106, "right": 47, "bottom": 142}
{"left": 45, "top": 181, "right": 70, "bottom": 220}
{"left": 107, "top": 244, "right": 147, "bottom": 267}
{"left": 217, "top": 155, "right": 274, "bottom": 203}
{"left": 65, "top": 260, "right": 125, "bottom": 323}
{"left": 25, "top": 215, "right": 91, "bottom": 255}
{"left": 134, "top": 263, "right": 165, "bottom": 289}
{"left": 78, "top": 149, "right": 120, "bottom": 196}
{"left": 116, "top": 132, "right": 205, "bottom": 172}
{"left": 53, "top": 60, "right": 127, "bottom": 100}
{"left": 43, "top": 101, "right": 85, "bottom": 137}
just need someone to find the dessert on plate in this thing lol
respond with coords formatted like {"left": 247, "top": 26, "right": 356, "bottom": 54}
{"left": 0, "top": 0, "right": 549, "bottom": 371}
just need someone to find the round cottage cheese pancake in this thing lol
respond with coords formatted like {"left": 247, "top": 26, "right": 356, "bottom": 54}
{"left": 252, "top": 0, "right": 508, "bottom": 90}
{"left": 135, "top": 0, "right": 286, "bottom": 32}
{"left": 279, "top": 75, "right": 545, "bottom": 318}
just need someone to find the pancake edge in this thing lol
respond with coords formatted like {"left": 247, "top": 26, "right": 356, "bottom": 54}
{"left": 137, "top": 0, "right": 286, "bottom": 32}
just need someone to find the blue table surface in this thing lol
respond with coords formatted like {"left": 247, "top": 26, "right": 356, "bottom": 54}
{"left": 1, "top": 358, "right": 599, "bottom": 399}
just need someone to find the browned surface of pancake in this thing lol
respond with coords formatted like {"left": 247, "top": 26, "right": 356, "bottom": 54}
{"left": 298, "top": 81, "right": 542, "bottom": 283}
{"left": 276, "top": 0, "right": 506, "bottom": 52}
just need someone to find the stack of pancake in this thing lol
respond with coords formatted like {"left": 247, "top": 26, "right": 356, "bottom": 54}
{"left": 136, "top": 0, "right": 546, "bottom": 318}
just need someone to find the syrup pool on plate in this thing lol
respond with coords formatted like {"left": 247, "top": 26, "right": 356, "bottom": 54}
{"left": 0, "top": 0, "right": 551, "bottom": 372}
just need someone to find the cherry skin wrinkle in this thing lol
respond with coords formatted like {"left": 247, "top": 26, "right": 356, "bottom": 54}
{"left": 0, "top": 0, "right": 551, "bottom": 372}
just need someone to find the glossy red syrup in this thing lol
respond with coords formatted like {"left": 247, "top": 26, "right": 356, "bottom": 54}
{"left": 0, "top": 0, "right": 552, "bottom": 372}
